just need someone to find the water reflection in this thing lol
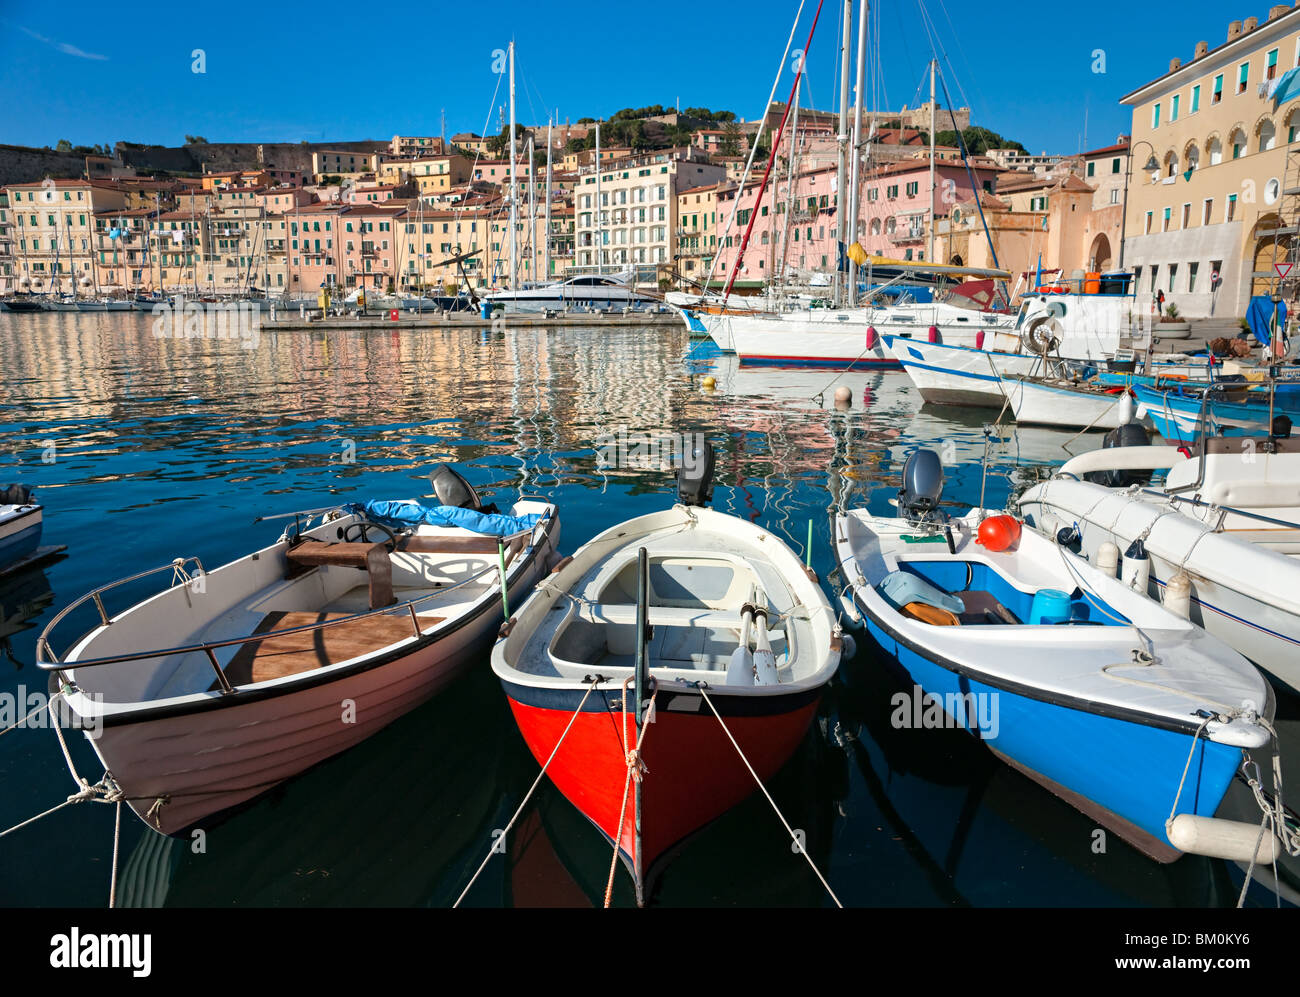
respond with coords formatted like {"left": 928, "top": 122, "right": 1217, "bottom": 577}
{"left": 0, "top": 312, "right": 1241, "bottom": 906}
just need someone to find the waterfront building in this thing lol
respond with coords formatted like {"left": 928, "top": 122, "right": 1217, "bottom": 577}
{"left": 1120, "top": 5, "right": 1300, "bottom": 316}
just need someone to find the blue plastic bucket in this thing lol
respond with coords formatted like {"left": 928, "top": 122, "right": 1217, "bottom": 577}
{"left": 1029, "top": 588, "right": 1072, "bottom": 625}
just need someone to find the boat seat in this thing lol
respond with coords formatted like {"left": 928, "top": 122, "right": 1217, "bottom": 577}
{"left": 574, "top": 603, "right": 782, "bottom": 636}
{"left": 214, "top": 610, "right": 444, "bottom": 688}
{"left": 285, "top": 540, "right": 394, "bottom": 610}
{"left": 396, "top": 534, "right": 524, "bottom": 556}
{"left": 955, "top": 590, "right": 1020, "bottom": 626}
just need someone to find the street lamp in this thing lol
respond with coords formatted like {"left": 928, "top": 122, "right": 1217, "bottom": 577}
{"left": 1117, "top": 138, "right": 1161, "bottom": 271}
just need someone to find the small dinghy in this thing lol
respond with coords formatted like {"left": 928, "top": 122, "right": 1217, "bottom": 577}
{"left": 37, "top": 467, "right": 559, "bottom": 835}
{"left": 0, "top": 485, "right": 43, "bottom": 571}
{"left": 835, "top": 449, "right": 1277, "bottom": 863}
{"left": 492, "top": 441, "right": 840, "bottom": 904}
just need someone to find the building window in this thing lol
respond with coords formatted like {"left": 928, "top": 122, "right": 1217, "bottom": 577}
{"left": 1188, "top": 261, "right": 1199, "bottom": 292}
{"left": 1087, "top": 161, "right": 1095, "bottom": 177}
{"left": 1213, "top": 73, "right": 1224, "bottom": 104}
{"left": 1168, "top": 263, "right": 1178, "bottom": 291}
{"left": 1110, "top": 189, "right": 1120, "bottom": 205}
{"left": 1182, "top": 203, "right": 1191, "bottom": 228}
{"left": 1238, "top": 61, "right": 1250, "bottom": 94}
{"left": 1162, "top": 206, "right": 1171, "bottom": 232}
{"left": 1111, "top": 157, "right": 1121, "bottom": 174}
{"left": 1150, "top": 265, "right": 1159, "bottom": 292}
{"left": 1152, "top": 103, "right": 1161, "bottom": 129}
{"left": 1203, "top": 198, "right": 1213, "bottom": 225}
{"left": 1268, "top": 48, "right": 1279, "bottom": 80}
{"left": 1227, "top": 194, "right": 1237, "bottom": 222}
{"left": 1144, "top": 211, "right": 1153, "bottom": 235}
{"left": 1191, "top": 85, "right": 1200, "bottom": 114}
{"left": 1171, "top": 94, "right": 1180, "bottom": 121}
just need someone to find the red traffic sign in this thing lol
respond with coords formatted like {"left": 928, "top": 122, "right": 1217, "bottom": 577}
{"left": 389, "top": 309, "right": 399, "bottom": 322}
{"left": 1275, "top": 262, "right": 1293, "bottom": 279}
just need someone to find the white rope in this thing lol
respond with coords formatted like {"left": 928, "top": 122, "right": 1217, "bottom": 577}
{"left": 693, "top": 682, "right": 843, "bottom": 908}
{"left": 109, "top": 800, "right": 121, "bottom": 909}
{"left": 603, "top": 677, "right": 656, "bottom": 908}
{"left": 453, "top": 676, "right": 601, "bottom": 907}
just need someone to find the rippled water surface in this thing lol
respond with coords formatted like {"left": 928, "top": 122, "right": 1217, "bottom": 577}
{"left": 0, "top": 312, "right": 1245, "bottom": 906}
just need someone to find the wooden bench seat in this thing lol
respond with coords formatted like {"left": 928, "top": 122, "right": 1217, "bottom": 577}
{"left": 216, "top": 610, "right": 446, "bottom": 688}
{"left": 286, "top": 540, "right": 394, "bottom": 609}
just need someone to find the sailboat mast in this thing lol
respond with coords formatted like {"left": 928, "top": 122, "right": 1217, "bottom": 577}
{"left": 833, "top": 0, "right": 851, "bottom": 308}
{"left": 595, "top": 121, "right": 603, "bottom": 274}
{"left": 508, "top": 40, "right": 518, "bottom": 290}
{"left": 928, "top": 58, "right": 936, "bottom": 264}
{"left": 847, "top": 0, "right": 867, "bottom": 306}
{"left": 528, "top": 134, "right": 537, "bottom": 284}
{"left": 544, "top": 118, "right": 553, "bottom": 281}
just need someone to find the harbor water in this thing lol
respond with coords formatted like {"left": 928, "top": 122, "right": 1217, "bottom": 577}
{"left": 0, "top": 312, "right": 1259, "bottom": 906}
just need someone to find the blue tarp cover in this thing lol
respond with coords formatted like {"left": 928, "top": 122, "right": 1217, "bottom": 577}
{"left": 1274, "top": 67, "right": 1300, "bottom": 109}
{"left": 344, "top": 499, "right": 542, "bottom": 537}
{"left": 1247, "top": 295, "right": 1287, "bottom": 347}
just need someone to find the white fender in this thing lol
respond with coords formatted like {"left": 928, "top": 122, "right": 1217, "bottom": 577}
{"left": 1167, "top": 814, "right": 1281, "bottom": 864}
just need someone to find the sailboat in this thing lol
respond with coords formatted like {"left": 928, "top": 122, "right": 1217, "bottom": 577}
{"left": 677, "top": 4, "right": 1017, "bottom": 366}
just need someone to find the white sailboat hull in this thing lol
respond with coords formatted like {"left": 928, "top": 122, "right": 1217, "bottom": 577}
{"left": 1019, "top": 477, "right": 1300, "bottom": 692}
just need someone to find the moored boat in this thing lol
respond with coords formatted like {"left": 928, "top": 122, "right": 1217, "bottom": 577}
{"left": 0, "top": 485, "right": 44, "bottom": 569}
{"left": 37, "top": 468, "right": 559, "bottom": 835}
{"left": 1018, "top": 432, "right": 1300, "bottom": 692}
{"left": 491, "top": 441, "right": 840, "bottom": 903}
{"left": 836, "top": 449, "right": 1277, "bottom": 863}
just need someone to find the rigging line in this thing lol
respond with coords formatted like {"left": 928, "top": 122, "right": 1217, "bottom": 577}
{"left": 699, "top": 0, "right": 808, "bottom": 297}
{"left": 933, "top": 0, "right": 985, "bottom": 125}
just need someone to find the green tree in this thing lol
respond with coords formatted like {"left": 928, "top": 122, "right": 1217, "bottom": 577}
{"left": 55, "top": 139, "right": 72, "bottom": 152}
{"left": 185, "top": 135, "right": 209, "bottom": 145}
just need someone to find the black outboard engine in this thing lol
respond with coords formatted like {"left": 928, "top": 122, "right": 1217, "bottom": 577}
{"left": 0, "top": 484, "right": 34, "bottom": 506}
{"left": 898, "top": 449, "right": 946, "bottom": 523}
{"left": 429, "top": 464, "right": 498, "bottom": 514}
{"left": 676, "top": 437, "right": 716, "bottom": 507}
{"left": 1274, "top": 414, "right": 1293, "bottom": 439}
{"left": 1083, "top": 422, "right": 1151, "bottom": 488}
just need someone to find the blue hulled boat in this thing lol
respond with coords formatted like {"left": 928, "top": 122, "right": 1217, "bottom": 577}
{"left": 834, "top": 450, "right": 1276, "bottom": 863}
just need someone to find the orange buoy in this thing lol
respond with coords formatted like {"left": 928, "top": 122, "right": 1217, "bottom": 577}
{"left": 975, "top": 515, "right": 1021, "bottom": 552}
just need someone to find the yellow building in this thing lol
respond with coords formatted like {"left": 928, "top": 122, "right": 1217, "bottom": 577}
{"left": 1120, "top": 5, "right": 1300, "bottom": 317}
{"left": 6, "top": 179, "right": 127, "bottom": 295}
{"left": 674, "top": 181, "right": 732, "bottom": 280}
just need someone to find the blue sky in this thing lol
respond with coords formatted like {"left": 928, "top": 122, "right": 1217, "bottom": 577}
{"left": 0, "top": 0, "right": 1243, "bottom": 156}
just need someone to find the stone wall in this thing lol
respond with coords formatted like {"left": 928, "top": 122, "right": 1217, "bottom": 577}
{"left": 0, "top": 144, "right": 90, "bottom": 186}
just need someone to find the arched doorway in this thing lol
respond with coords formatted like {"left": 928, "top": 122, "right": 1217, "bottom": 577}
{"left": 1088, "top": 233, "right": 1112, "bottom": 271}
{"left": 948, "top": 254, "right": 964, "bottom": 266}
{"left": 1249, "top": 213, "right": 1291, "bottom": 297}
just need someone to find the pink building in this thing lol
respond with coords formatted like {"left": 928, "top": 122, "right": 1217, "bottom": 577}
{"left": 338, "top": 204, "right": 406, "bottom": 291}
{"left": 854, "top": 158, "right": 1004, "bottom": 262}
{"left": 713, "top": 167, "right": 839, "bottom": 282}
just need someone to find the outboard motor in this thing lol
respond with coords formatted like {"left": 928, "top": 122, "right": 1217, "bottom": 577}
{"left": 1083, "top": 422, "right": 1151, "bottom": 488}
{"left": 898, "top": 449, "right": 946, "bottom": 523}
{"left": 0, "top": 484, "right": 34, "bottom": 506}
{"left": 676, "top": 438, "right": 716, "bottom": 507}
{"left": 428, "top": 464, "right": 496, "bottom": 513}
{"left": 1273, "top": 414, "right": 1293, "bottom": 439}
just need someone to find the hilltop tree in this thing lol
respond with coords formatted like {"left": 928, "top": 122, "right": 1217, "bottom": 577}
{"left": 185, "top": 135, "right": 209, "bottom": 144}
{"left": 934, "top": 127, "right": 1026, "bottom": 156}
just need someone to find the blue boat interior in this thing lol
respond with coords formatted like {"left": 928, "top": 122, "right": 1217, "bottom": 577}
{"left": 894, "top": 558, "right": 1128, "bottom": 627}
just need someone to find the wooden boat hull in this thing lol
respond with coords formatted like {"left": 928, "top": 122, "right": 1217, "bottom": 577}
{"left": 62, "top": 514, "right": 559, "bottom": 835}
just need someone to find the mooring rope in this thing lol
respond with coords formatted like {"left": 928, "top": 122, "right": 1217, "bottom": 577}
{"left": 453, "top": 676, "right": 602, "bottom": 908}
{"left": 603, "top": 677, "right": 658, "bottom": 908}
{"left": 691, "top": 682, "right": 843, "bottom": 908}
